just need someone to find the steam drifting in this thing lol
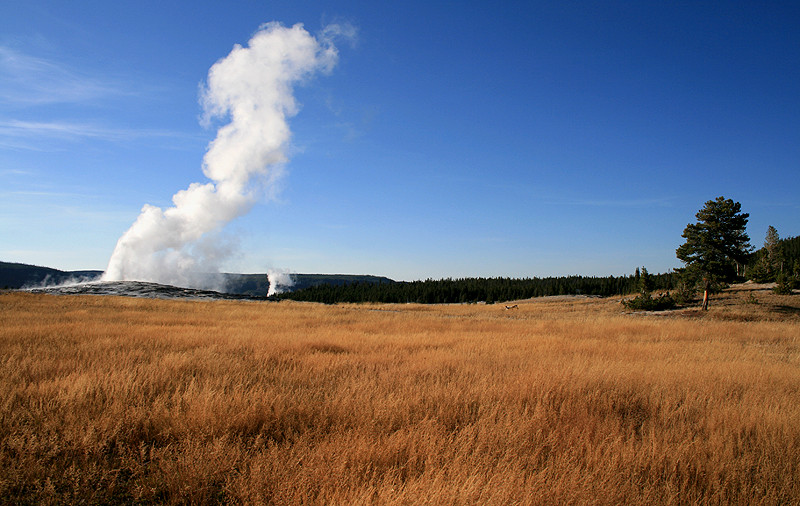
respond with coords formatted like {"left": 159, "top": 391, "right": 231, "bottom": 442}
{"left": 267, "top": 268, "right": 295, "bottom": 296}
{"left": 103, "top": 22, "right": 341, "bottom": 289}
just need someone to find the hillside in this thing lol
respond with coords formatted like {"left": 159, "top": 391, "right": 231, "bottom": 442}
{"left": 0, "top": 261, "right": 394, "bottom": 296}
{"left": 222, "top": 273, "right": 395, "bottom": 297}
{"left": 0, "top": 261, "right": 102, "bottom": 289}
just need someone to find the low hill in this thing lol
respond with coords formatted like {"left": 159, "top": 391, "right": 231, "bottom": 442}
{"left": 222, "top": 273, "right": 395, "bottom": 297}
{"left": 0, "top": 261, "right": 102, "bottom": 289}
{"left": 0, "top": 261, "right": 394, "bottom": 296}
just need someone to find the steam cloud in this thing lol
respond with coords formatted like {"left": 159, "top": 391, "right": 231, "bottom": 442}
{"left": 267, "top": 268, "right": 295, "bottom": 296}
{"left": 102, "top": 22, "right": 342, "bottom": 290}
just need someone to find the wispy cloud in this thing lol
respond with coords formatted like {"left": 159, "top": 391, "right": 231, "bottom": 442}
{"left": 0, "top": 47, "right": 197, "bottom": 151}
{"left": 561, "top": 197, "right": 676, "bottom": 208}
{"left": 0, "top": 46, "right": 130, "bottom": 105}
{"left": 0, "top": 119, "right": 182, "bottom": 140}
{"left": 4, "top": 189, "right": 100, "bottom": 199}
{"left": 0, "top": 168, "right": 34, "bottom": 176}
{"left": 0, "top": 119, "right": 201, "bottom": 150}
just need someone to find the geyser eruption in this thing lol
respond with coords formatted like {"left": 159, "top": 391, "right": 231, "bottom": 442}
{"left": 267, "top": 268, "right": 295, "bottom": 296}
{"left": 102, "top": 22, "right": 342, "bottom": 288}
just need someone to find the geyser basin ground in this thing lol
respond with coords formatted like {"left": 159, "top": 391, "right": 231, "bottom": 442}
{"left": 26, "top": 280, "right": 265, "bottom": 300}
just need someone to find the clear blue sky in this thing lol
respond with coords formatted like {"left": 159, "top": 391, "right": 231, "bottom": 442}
{"left": 2, "top": 1, "right": 799, "bottom": 281}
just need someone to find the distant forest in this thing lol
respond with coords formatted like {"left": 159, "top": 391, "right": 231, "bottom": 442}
{"left": 274, "top": 272, "right": 677, "bottom": 304}
{"left": 751, "top": 234, "right": 800, "bottom": 274}
{"left": 785, "top": 235, "right": 800, "bottom": 264}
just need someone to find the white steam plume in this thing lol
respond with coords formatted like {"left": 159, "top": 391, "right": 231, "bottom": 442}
{"left": 102, "top": 22, "right": 341, "bottom": 288}
{"left": 267, "top": 268, "right": 295, "bottom": 296}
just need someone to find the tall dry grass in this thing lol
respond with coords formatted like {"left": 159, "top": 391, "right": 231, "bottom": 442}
{"left": 1, "top": 291, "right": 799, "bottom": 504}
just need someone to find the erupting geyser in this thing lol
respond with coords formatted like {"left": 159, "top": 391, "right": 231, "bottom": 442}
{"left": 102, "top": 22, "right": 344, "bottom": 289}
{"left": 267, "top": 268, "right": 295, "bottom": 296}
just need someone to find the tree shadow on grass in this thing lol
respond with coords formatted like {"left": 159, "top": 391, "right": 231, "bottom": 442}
{"left": 773, "top": 304, "right": 800, "bottom": 316}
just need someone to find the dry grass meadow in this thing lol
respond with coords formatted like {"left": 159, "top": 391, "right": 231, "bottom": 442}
{"left": 1, "top": 285, "right": 799, "bottom": 504}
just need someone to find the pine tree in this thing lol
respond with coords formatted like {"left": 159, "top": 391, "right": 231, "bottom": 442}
{"left": 764, "top": 225, "right": 783, "bottom": 275}
{"left": 676, "top": 197, "right": 753, "bottom": 310}
{"left": 639, "top": 267, "right": 652, "bottom": 295}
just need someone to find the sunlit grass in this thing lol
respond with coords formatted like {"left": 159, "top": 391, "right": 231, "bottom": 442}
{"left": 1, "top": 290, "right": 798, "bottom": 504}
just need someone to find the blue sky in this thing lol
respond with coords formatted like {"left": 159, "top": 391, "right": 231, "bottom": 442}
{"left": 2, "top": 1, "right": 799, "bottom": 281}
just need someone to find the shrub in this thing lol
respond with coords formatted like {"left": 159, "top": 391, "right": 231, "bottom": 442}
{"left": 622, "top": 292, "right": 676, "bottom": 311}
{"left": 774, "top": 273, "right": 794, "bottom": 295}
{"left": 671, "top": 282, "right": 695, "bottom": 305}
{"left": 743, "top": 293, "right": 760, "bottom": 305}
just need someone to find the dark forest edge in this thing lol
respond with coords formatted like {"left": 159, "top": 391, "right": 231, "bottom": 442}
{"left": 273, "top": 272, "right": 673, "bottom": 304}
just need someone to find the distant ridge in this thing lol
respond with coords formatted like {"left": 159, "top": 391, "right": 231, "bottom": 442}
{"left": 0, "top": 261, "right": 394, "bottom": 296}
{"left": 223, "top": 273, "right": 395, "bottom": 297}
{"left": 0, "top": 261, "right": 102, "bottom": 289}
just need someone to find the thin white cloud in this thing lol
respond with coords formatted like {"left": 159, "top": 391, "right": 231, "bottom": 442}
{"left": 0, "top": 47, "right": 196, "bottom": 150}
{"left": 562, "top": 197, "right": 676, "bottom": 208}
{"left": 0, "top": 168, "right": 34, "bottom": 176}
{"left": 4, "top": 189, "right": 98, "bottom": 198}
{"left": 0, "top": 46, "right": 132, "bottom": 105}
{"left": 0, "top": 119, "right": 180, "bottom": 140}
{"left": 0, "top": 119, "right": 201, "bottom": 150}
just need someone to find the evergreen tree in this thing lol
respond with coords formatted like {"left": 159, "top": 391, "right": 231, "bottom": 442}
{"left": 676, "top": 197, "right": 753, "bottom": 310}
{"left": 764, "top": 225, "right": 783, "bottom": 275}
{"left": 749, "top": 255, "right": 773, "bottom": 283}
{"left": 639, "top": 267, "right": 652, "bottom": 295}
{"left": 621, "top": 266, "right": 676, "bottom": 311}
{"left": 774, "top": 272, "right": 793, "bottom": 295}
{"left": 793, "top": 260, "right": 800, "bottom": 290}
{"left": 783, "top": 236, "right": 800, "bottom": 267}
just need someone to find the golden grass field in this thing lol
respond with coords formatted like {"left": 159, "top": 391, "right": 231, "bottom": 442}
{"left": 1, "top": 285, "right": 799, "bottom": 504}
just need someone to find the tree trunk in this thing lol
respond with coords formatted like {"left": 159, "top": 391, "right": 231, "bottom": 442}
{"left": 702, "top": 280, "right": 710, "bottom": 310}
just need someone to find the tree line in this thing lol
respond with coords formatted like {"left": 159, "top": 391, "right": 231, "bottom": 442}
{"left": 274, "top": 272, "right": 678, "bottom": 304}
{"left": 748, "top": 232, "right": 800, "bottom": 285}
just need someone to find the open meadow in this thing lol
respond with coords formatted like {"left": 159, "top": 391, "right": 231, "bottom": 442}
{"left": 1, "top": 287, "right": 799, "bottom": 504}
